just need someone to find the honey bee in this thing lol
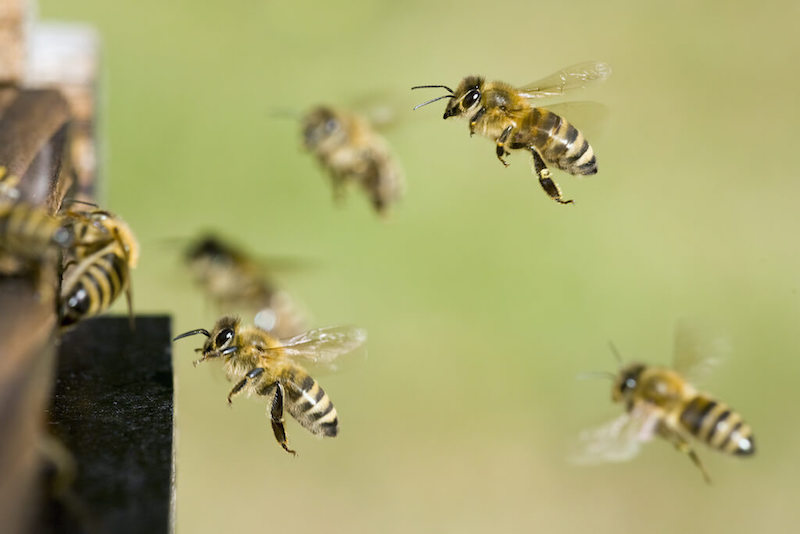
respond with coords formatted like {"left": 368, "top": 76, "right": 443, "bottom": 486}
{"left": 0, "top": 166, "right": 21, "bottom": 201}
{"left": 59, "top": 207, "right": 139, "bottom": 328}
{"left": 573, "top": 328, "right": 755, "bottom": 483}
{"left": 302, "top": 105, "right": 404, "bottom": 215}
{"left": 184, "top": 233, "right": 306, "bottom": 338}
{"left": 412, "top": 61, "right": 610, "bottom": 204}
{"left": 0, "top": 199, "right": 73, "bottom": 296}
{"left": 173, "top": 316, "right": 367, "bottom": 454}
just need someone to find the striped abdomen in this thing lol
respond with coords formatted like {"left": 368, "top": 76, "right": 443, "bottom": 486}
{"left": 513, "top": 107, "right": 596, "bottom": 176}
{"left": 0, "top": 202, "right": 70, "bottom": 259}
{"left": 679, "top": 395, "right": 755, "bottom": 456}
{"left": 282, "top": 368, "right": 338, "bottom": 437}
{"left": 60, "top": 245, "right": 128, "bottom": 327}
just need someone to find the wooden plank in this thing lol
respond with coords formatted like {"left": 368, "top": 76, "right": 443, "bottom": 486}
{"left": 39, "top": 316, "right": 175, "bottom": 534}
{"left": 0, "top": 88, "right": 72, "bottom": 534}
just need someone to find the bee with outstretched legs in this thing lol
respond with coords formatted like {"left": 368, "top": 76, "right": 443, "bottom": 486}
{"left": 302, "top": 106, "right": 404, "bottom": 215}
{"left": 412, "top": 61, "right": 610, "bottom": 204}
{"left": 59, "top": 207, "right": 139, "bottom": 329}
{"left": 572, "top": 327, "right": 755, "bottom": 483}
{"left": 174, "top": 316, "right": 366, "bottom": 454}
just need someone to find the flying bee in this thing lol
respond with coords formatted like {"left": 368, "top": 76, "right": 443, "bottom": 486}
{"left": 412, "top": 61, "right": 610, "bottom": 204}
{"left": 174, "top": 316, "right": 367, "bottom": 454}
{"left": 572, "top": 327, "right": 755, "bottom": 483}
{"left": 59, "top": 207, "right": 139, "bottom": 328}
{"left": 184, "top": 233, "right": 307, "bottom": 338}
{"left": 302, "top": 105, "right": 404, "bottom": 215}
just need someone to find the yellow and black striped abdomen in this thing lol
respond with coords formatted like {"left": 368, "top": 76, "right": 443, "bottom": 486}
{"left": 679, "top": 395, "right": 755, "bottom": 456}
{"left": 60, "top": 246, "right": 128, "bottom": 327}
{"left": 515, "top": 107, "right": 597, "bottom": 176}
{"left": 0, "top": 202, "right": 70, "bottom": 260}
{"left": 283, "top": 368, "right": 338, "bottom": 437}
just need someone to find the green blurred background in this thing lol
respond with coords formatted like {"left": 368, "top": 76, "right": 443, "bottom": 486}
{"left": 40, "top": 0, "right": 800, "bottom": 532}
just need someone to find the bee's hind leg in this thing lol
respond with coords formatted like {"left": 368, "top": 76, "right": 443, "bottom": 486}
{"left": 259, "top": 381, "right": 296, "bottom": 455}
{"left": 531, "top": 149, "right": 572, "bottom": 204}
{"left": 659, "top": 424, "right": 712, "bottom": 484}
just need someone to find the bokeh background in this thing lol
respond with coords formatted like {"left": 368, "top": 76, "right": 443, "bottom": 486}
{"left": 40, "top": 0, "right": 800, "bottom": 532}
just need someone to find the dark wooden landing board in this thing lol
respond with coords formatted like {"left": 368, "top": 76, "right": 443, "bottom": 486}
{"left": 42, "top": 315, "right": 174, "bottom": 534}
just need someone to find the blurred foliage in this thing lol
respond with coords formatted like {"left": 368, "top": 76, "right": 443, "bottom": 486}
{"left": 41, "top": 0, "right": 800, "bottom": 532}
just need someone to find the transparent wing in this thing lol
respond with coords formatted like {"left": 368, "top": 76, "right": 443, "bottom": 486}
{"left": 569, "top": 403, "right": 662, "bottom": 465}
{"left": 540, "top": 101, "right": 609, "bottom": 139}
{"left": 672, "top": 320, "right": 730, "bottom": 384}
{"left": 518, "top": 61, "right": 611, "bottom": 99}
{"left": 260, "top": 325, "right": 367, "bottom": 373}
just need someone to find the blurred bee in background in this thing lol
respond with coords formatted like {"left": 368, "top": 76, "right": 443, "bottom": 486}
{"left": 302, "top": 105, "right": 404, "bottom": 215}
{"left": 0, "top": 166, "right": 21, "bottom": 201}
{"left": 184, "top": 233, "right": 307, "bottom": 339}
{"left": 174, "top": 316, "right": 366, "bottom": 454}
{"left": 572, "top": 326, "right": 755, "bottom": 483}
{"left": 0, "top": 197, "right": 73, "bottom": 297}
{"left": 412, "top": 61, "right": 610, "bottom": 204}
{"left": 59, "top": 207, "right": 139, "bottom": 328}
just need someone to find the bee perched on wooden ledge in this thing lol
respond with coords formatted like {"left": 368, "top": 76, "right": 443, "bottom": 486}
{"left": 412, "top": 61, "right": 610, "bottom": 204}
{"left": 174, "top": 316, "right": 366, "bottom": 454}
{"left": 302, "top": 105, "right": 404, "bottom": 216}
{"left": 59, "top": 207, "right": 139, "bottom": 329}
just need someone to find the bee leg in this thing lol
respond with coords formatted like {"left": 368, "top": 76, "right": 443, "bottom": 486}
{"left": 531, "top": 149, "right": 573, "bottom": 205}
{"left": 262, "top": 381, "right": 296, "bottom": 455}
{"left": 227, "top": 367, "right": 265, "bottom": 404}
{"left": 660, "top": 426, "right": 712, "bottom": 484}
{"left": 469, "top": 107, "right": 486, "bottom": 136}
{"left": 495, "top": 125, "right": 513, "bottom": 167}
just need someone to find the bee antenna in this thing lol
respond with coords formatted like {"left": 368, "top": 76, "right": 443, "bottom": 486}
{"left": 412, "top": 94, "right": 454, "bottom": 111}
{"left": 173, "top": 328, "right": 211, "bottom": 341}
{"left": 608, "top": 341, "right": 624, "bottom": 365}
{"left": 411, "top": 84, "right": 454, "bottom": 94}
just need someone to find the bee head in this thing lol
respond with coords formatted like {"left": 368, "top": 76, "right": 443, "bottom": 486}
{"left": 442, "top": 76, "right": 483, "bottom": 119}
{"left": 173, "top": 316, "right": 241, "bottom": 364}
{"left": 302, "top": 106, "right": 343, "bottom": 149}
{"left": 612, "top": 363, "right": 646, "bottom": 403}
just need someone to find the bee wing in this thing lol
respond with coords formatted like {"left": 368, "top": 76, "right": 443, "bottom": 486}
{"left": 570, "top": 403, "right": 662, "bottom": 465}
{"left": 517, "top": 61, "right": 611, "bottom": 100}
{"left": 539, "top": 101, "right": 609, "bottom": 139}
{"left": 261, "top": 325, "right": 367, "bottom": 373}
{"left": 672, "top": 321, "right": 730, "bottom": 384}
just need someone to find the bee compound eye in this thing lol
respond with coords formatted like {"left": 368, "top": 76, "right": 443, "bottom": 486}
{"left": 215, "top": 328, "right": 234, "bottom": 348}
{"left": 465, "top": 90, "right": 480, "bottom": 107}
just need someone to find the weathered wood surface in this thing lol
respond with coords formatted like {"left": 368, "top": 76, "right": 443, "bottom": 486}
{"left": 0, "top": 89, "right": 71, "bottom": 533}
{"left": 40, "top": 316, "right": 175, "bottom": 534}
